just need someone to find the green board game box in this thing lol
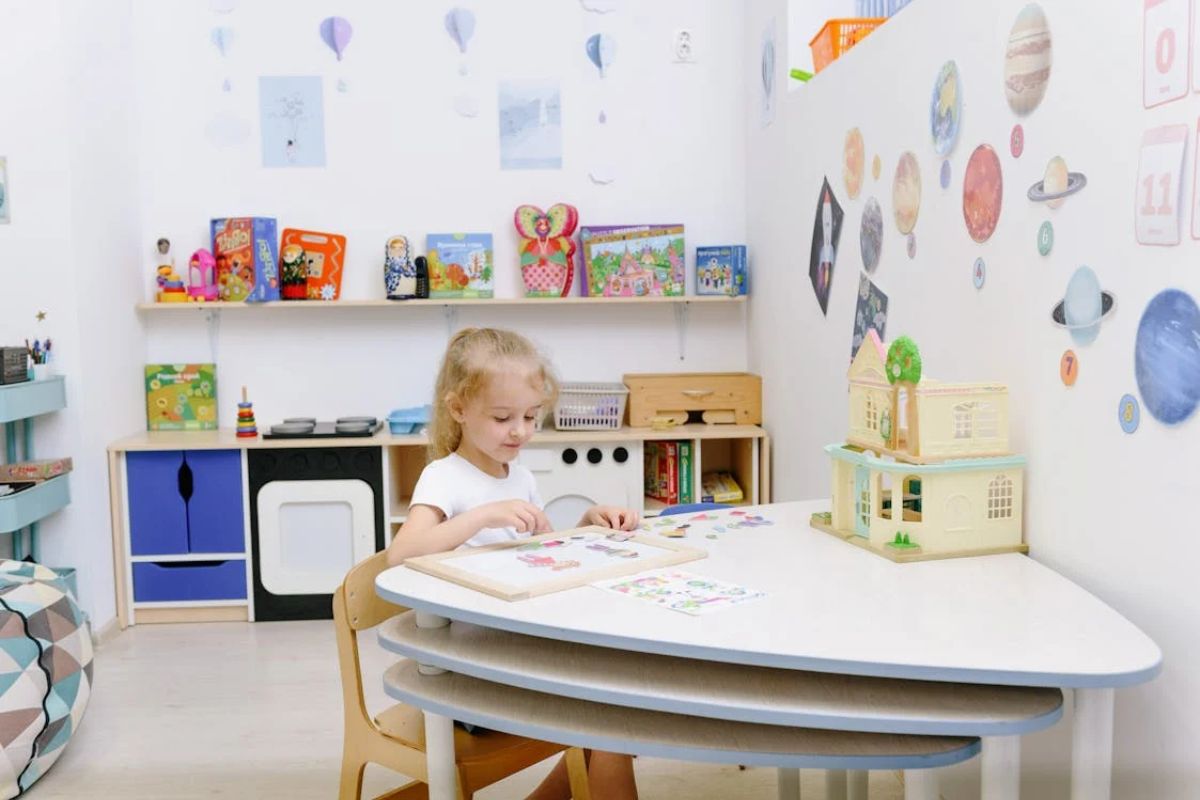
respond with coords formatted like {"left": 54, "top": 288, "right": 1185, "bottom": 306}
{"left": 145, "top": 364, "right": 217, "bottom": 431}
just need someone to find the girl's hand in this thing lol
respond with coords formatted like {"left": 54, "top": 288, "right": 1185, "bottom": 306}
{"left": 477, "top": 500, "right": 552, "bottom": 534}
{"left": 581, "top": 505, "right": 641, "bottom": 531}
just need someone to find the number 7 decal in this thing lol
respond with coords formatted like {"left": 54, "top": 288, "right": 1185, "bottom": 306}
{"left": 1136, "top": 124, "right": 1188, "bottom": 246}
{"left": 1144, "top": 0, "right": 1190, "bottom": 107}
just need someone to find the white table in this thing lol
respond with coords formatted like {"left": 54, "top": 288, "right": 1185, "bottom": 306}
{"left": 376, "top": 500, "right": 1161, "bottom": 800}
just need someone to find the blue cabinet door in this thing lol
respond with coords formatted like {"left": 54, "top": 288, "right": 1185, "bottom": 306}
{"left": 184, "top": 450, "right": 245, "bottom": 553}
{"left": 127, "top": 451, "right": 188, "bottom": 555}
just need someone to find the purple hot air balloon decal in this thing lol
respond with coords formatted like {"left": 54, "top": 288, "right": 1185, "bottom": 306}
{"left": 586, "top": 33, "right": 616, "bottom": 78}
{"left": 444, "top": 7, "right": 476, "bottom": 54}
{"left": 211, "top": 26, "right": 234, "bottom": 57}
{"left": 320, "top": 16, "right": 353, "bottom": 61}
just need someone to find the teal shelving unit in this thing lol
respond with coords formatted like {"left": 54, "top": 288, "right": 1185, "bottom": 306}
{"left": 0, "top": 376, "right": 69, "bottom": 560}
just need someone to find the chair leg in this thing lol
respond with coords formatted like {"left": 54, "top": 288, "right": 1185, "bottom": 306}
{"left": 565, "top": 747, "right": 592, "bottom": 800}
{"left": 339, "top": 756, "right": 366, "bottom": 800}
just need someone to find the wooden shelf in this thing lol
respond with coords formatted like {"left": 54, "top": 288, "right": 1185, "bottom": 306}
{"left": 136, "top": 296, "right": 745, "bottom": 313}
{"left": 0, "top": 377, "right": 66, "bottom": 423}
{"left": 108, "top": 423, "right": 768, "bottom": 452}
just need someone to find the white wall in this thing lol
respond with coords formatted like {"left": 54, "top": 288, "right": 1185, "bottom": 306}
{"left": 748, "top": 0, "right": 1197, "bottom": 796}
{"left": 0, "top": 0, "right": 141, "bottom": 629}
{"left": 132, "top": 0, "right": 750, "bottom": 422}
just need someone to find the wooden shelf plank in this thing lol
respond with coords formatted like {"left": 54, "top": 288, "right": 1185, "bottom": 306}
{"left": 108, "top": 423, "right": 768, "bottom": 452}
{"left": 136, "top": 296, "right": 746, "bottom": 313}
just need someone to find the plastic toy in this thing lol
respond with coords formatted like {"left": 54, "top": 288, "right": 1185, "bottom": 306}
{"left": 812, "top": 331, "right": 1027, "bottom": 562}
{"left": 514, "top": 204, "right": 578, "bottom": 297}
{"left": 187, "top": 249, "right": 219, "bottom": 302}
{"left": 236, "top": 386, "right": 258, "bottom": 438}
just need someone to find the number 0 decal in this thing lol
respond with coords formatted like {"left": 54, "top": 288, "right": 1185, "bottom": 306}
{"left": 1144, "top": 0, "right": 1189, "bottom": 108}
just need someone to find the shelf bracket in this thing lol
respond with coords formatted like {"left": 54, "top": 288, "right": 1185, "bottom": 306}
{"left": 205, "top": 309, "right": 221, "bottom": 365}
{"left": 443, "top": 305, "right": 460, "bottom": 338}
{"left": 673, "top": 302, "right": 689, "bottom": 361}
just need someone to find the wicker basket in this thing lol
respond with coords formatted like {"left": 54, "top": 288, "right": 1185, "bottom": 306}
{"left": 809, "top": 18, "right": 885, "bottom": 73}
{"left": 553, "top": 382, "right": 629, "bottom": 431}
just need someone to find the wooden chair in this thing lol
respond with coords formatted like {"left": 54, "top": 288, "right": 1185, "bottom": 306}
{"left": 334, "top": 551, "right": 592, "bottom": 800}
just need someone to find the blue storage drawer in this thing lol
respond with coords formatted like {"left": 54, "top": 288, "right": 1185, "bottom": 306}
{"left": 132, "top": 560, "right": 247, "bottom": 602}
{"left": 185, "top": 450, "right": 245, "bottom": 553}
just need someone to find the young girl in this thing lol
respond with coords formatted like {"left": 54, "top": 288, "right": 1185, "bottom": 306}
{"left": 387, "top": 327, "right": 640, "bottom": 800}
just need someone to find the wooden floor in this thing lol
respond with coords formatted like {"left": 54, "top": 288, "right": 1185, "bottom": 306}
{"left": 32, "top": 621, "right": 907, "bottom": 799}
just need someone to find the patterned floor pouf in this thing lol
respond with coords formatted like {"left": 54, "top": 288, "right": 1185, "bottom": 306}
{"left": 0, "top": 562, "right": 92, "bottom": 797}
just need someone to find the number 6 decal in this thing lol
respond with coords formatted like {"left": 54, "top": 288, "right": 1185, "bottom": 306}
{"left": 1144, "top": 0, "right": 1190, "bottom": 108}
{"left": 1136, "top": 124, "right": 1187, "bottom": 246}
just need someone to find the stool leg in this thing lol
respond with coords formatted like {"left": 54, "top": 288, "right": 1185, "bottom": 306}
{"left": 982, "top": 735, "right": 1021, "bottom": 800}
{"left": 777, "top": 767, "right": 801, "bottom": 800}
{"left": 826, "top": 769, "right": 847, "bottom": 800}
{"left": 847, "top": 770, "right": 868, "bottom": 800}
{"left": 903, "top": 769, "right": 938, "bottom": 800}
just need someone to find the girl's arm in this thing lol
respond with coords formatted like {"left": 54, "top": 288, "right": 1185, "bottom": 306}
{"left": 387, "top": 500, "right": 551, "bottom": 564}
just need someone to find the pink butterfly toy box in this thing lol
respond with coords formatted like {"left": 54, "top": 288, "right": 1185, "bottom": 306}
{"left": 514, "top": 203, "right": 579, "bottom": 297}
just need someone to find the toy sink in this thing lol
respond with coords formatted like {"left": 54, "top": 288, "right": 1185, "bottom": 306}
{"left": 388, "top": 405, "right": 432, "bottom": 434}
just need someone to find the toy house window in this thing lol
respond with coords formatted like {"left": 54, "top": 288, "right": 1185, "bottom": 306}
{"left": 975, "top": 403, "right": 999, "bottom": 438}
{"left": 858, "top": 484, "right": 871, "bottom": 529}
{"left": 901, "top": 475, "right": 922, "bottom": 521}
{"left": 865, "top": 395, "right": 878, "bottom": 432}
{"left": 987, "top": 475, "right": 1013, "bottom": 519}
{"left": 954, "top": 404, "right": 973, "bottom": 438}
{"left": 878, "top": 472, "right": 895, "bottom": 519}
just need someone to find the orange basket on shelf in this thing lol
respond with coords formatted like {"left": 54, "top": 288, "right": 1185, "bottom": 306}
{"left": 809, "top": 18, "right": 885, "bottom": 73}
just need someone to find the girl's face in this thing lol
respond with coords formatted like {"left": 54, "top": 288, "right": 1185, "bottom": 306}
{"left": 452, "top": 362, "right": 545, "bottom": 469}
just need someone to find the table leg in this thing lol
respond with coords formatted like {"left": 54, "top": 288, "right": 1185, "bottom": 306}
{"left": 826, "top": 769, "right": 847, "bottom": 800}
{"left": 982, "top": 735, "right": 1020, "bottom": 799}
{"left": 415, "top": 612, "right": 450, "bottom": 675}
{"left": 423, "top": 711, "right": 459, "bottom": 800}
{"left": 777, "top": 767, "right": 801, "bottom": 800}
{"left": 903, "top": 770, "right": 938, "bottom": 800}
{"left": 847, "top": 769, "right": 867, "bottom": 800}
{"left": 1071, "top": 687, "right": 1114, "bottom": 800}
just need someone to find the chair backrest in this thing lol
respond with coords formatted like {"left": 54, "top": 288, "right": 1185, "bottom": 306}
{"left": 333, "top": 551, "right": 408, "bottom": 736}
{"left": 659, "top": 501, "right": 730, "bottom": 517}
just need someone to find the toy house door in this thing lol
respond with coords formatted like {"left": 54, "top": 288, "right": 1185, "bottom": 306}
{"left": 854, "top": 466, "right": 871, "bottom": 537}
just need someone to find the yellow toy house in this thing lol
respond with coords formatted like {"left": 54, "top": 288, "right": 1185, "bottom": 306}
{"left": 812, "top": 332, "right": 1027, "bottom": 562}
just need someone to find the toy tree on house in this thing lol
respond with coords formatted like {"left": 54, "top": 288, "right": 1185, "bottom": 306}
{"left": 812, "top": 331, "right": 1026, "bottom": 562}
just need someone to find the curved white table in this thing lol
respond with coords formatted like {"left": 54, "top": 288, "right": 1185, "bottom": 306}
{"left": 377, "top": 500, "right": 1161, "bottom": 800}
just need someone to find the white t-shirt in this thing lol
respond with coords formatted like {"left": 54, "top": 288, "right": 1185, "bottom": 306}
{"left": 409, "top": 452, "right": 543, "bottom": 548}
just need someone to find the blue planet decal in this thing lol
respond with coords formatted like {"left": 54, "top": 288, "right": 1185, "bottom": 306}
{"left": 1135, "top": 289, "right": 1200, "bottom": 425}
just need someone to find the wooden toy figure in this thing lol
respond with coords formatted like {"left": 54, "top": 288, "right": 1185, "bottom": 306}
{"left": 187, "top": 249, "right": 219, "bottom": 302}
{"left": 384, "top": 235, "right": 416, "bottom": 299}
{"left": 514, "top": 203, "right": 579, "bottom": 297}
{"left": 236, "top": 386, "right": 258, "bottom": 438}
{"left": 280, "top": 243, "right": 307, "bottom": 300}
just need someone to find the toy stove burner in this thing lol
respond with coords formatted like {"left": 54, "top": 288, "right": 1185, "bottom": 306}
{"left": 264, "top": 416, "right": 383, "bottom": 439}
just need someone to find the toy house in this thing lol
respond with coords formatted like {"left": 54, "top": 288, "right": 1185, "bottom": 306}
{"left": 812, "top": 332, "right": 1027, "bottom": 562}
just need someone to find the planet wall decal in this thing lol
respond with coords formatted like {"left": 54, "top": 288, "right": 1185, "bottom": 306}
{"left": 930, "top": 60, "right": 962, "bottom": 157}
{"left": 1135, "top": 289, "right": 1200, "bottom": 425}
{"left": 860, "top": 197, "right": 883, "bottom": 273}
{"left": 1004, "top": 4, "right": 1052, "bottom": 116}
{"left": 1051, "top": 266, "right": 1115, "bottom": 346}
{"left": 963, "top": 144, "right": 1003, "bottom": 242}
{"left": 1028, "top": 156, "right": 1086, "bottom": 208}
{"left": 893, "top": 152, "right": 922, "bottom": 234}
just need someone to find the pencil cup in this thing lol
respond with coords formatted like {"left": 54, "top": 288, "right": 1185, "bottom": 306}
{"left": 32, "top": 363, "right": 53, "bottom": 381}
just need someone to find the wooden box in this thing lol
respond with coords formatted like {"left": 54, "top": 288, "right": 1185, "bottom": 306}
{"left": 623, "top": 372, "right": 762, "bottom": 427}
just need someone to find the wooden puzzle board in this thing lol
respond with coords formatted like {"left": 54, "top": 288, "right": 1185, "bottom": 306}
{"left": 403, "top": 526, "right": 706, "bottom": 601}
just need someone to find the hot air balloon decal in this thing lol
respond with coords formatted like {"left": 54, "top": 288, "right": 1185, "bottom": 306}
{"left": 444, "top": 8, "right": 476, "bottom": 54}
{"left": 586, "top": 33, "right": 616, "bottom": 78}
{"left": 319, "top": 16, "right": 353, "bottom": 61}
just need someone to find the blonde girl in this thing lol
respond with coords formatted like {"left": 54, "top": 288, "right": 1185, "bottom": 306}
{"left": 387, "top": 327, "right": 639, "bottom": 800}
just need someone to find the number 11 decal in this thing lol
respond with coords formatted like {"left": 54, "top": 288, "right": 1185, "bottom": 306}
{"left": 1136, "top": 125, "right": 1188, "bottom": 246}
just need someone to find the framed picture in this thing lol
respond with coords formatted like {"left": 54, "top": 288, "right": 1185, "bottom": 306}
{"left": 403, "top": 526, "right": 706, "bottom": 601}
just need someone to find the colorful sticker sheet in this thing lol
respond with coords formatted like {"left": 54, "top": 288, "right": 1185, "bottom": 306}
{"left": 593, "top": 569, "right": 766, "bottom": 616}
{"left": 641, "top": 509, "right": 775, "bottom": 539}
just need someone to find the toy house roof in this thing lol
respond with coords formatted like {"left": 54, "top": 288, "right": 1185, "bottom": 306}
{"left": 848, "top": 329, "right": 889, "bottom": 386}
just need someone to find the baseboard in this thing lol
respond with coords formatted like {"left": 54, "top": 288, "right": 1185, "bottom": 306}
{"left": 91, "top": 617, "right": 122, "bottom": 648}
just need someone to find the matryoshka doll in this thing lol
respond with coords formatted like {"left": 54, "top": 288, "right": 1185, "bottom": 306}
{"left": 384, "top": 235, "right": 417, "bottom": 300}
{"left": 280, "top": 243, "right": 307, "bottom": 300}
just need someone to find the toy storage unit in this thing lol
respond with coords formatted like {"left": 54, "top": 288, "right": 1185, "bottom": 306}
{"left": 109, "top": 422, "right": 770, "bottom": 626}
{"left": 0, "top": 377, "right": 71, "bottom": 562}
